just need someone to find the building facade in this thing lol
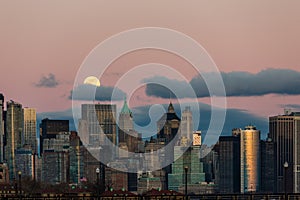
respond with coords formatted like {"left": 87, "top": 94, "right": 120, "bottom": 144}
{"left": 0, "top": 94, "right": 4, "bottom": 162}
{"left": 218, "top": 135, "right": 240, "bottom": 193}
{"left": 22, "top": 108, "right": 37, "bottom": 154}
{"left": 240, "top": 125, "right": 261, "bottom": 193}
{"left": 269, "top": 111, "right": 300, "bottom": 193}
{"left": 260, "top": 137, "right": 276, "bottom": 193}
{"left": 81, "top": 104, "right": 117, "bottom": 146}
{"left": 39, "top": 118, "right": 69, "bottom": 153}
{"left": 5, "top": 100, "right": 23, "bottom": 180}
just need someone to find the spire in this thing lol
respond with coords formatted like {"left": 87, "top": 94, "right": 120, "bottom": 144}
{"left": 168, "top": 102, "right": 175, "bottom": 113}
{"left": 121, "top": 96, "right": 132, "bottom": 115}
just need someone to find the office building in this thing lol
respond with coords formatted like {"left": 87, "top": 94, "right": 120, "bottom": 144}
{"left": 180, "top": 107, "right": 193, "bottom": 142}
{"left": 218, "top": 135, "right": 240, "bottom": 193}
{"left": 5, "top": 100, "right": 23, "bottom": 180}
{"left": 15, "top": 146, "right": 34, "bottom": 179}
{"left": 157, "top": 102, "right": 180, "bottom": 143}
{"left": 42, "top": 151, "right": 69, "bottom": 184}
{"left": 0, "top": 94, "right": 4, "bottom": 162}
{"left": 240, "top": 125, "right": 261, "bottom": 193}
{"left": 269, "top": 111, "right": 300, "bottom": 193}
{"left": 118, "top": 98, "right": 139, "bottom": 154}
{"left": 261, "top": 137, "right": 276, "bottom": 193}
{"left": 39, "top": 118, "right": 69, "bottom": 153}
{"left": 69, "top": 131, "right": 84, "bottom": 184}
{"left": 80, "top": 104, "right": 117, "bottom": 146}
{"left": 168, "top": 137, "right": 205, "bottom": 193}
{"left": 22, "top": 108, "right": 37, "bottom": 154}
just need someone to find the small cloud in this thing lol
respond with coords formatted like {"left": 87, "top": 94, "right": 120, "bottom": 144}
{"left": 70, "top": 84, "right": 126, "bottom": 101}
{"left": 35, "top": 73, "right": 59, "bottom": 88}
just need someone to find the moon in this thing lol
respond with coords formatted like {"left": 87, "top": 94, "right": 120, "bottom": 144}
{"left": 83, "top": 76, "right": 101, "bottom": 87}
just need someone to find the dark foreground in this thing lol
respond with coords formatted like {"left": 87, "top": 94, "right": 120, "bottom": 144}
{"left": 0, "top": 193, "right": 299, "bottom": 200}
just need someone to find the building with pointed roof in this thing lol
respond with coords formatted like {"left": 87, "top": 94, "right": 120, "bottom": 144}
{"left": 157, "top": 102, "right": 180, "bottom": 143}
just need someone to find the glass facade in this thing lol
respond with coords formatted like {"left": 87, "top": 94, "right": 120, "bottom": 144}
{"left": 240, "top": 125, "right": 260, "bottom": 193}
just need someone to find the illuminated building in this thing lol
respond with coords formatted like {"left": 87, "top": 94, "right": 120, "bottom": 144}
{"left": 240, "top": 125, "right": 261, "bottom": 193}
{"left": 5, "top": 100, "right": 23, "bottom": 180}
{"left": 269, "top": 111, "right": 300, "bottom": 193}
{"left": 22, "top": 108, "right": 37, "bottom": 154}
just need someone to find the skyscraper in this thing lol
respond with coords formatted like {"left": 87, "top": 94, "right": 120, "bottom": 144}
{"left": 218, "top": 134, "right": 240, "bottom": 193}
{"left": 269, "top": 111, "right": 300, "bottom": 193}
{"left": 260, "top": 137, "right": 276, "bottom": 193}
{"left": 157, "top": 102, "right": 180, "bottom": 143}
{"left": 180, "top": 107, "right": 193, "bottom": 142}
{"left": 5, "top": 100, "right": 23, "bottom": 180}
{"left": 168, "top": 137, "right": 205, "bottom": 193}
{"left": 118, "top": 98, "right": 139, "bottom": 153}
{"left": 22, "top": 108, "right": 37, "bottom": 154}
{"left": 0, "top": 94, "right": 4, "bottom": 162}
{"left": 39, "top": 118, "right": 69, "bottom": 153}
{"left": 240, "top": 125, "right": 261, "bottom": 193}
{"left": 81, "top": 104, "right": 117, "bottom": 146}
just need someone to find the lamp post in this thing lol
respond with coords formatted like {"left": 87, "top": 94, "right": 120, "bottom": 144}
{"left": 184, "top": 166, "right": 188, "bottom": 200}
{"left": 96, "top": 167, "right": 100, "bottom": 200}
{"left": 18, "top": 171, "right": 22, "bottom": 198}
{"left": 283, "top": 161, "right": 288, "bottom": 199}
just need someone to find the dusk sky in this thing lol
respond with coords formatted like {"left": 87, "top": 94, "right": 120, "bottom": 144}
{"left": 1, "top": 1, "right": 300, "bottom": 136}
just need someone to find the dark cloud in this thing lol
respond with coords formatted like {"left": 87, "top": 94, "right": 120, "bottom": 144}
{"left": 280, "top": 104, "right": 300, "bottom": 110}
{"left": 70, "top": 84, "right": 126, "bottom": 101}
{"left": 145, "top": 69, "right": 300, "bottom": 98}
{"left": 35, "top": 73, "right": 59, "bottom": 88}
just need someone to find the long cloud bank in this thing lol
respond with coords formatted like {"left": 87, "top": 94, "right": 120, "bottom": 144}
{"left": 145, "top": 69, "right": 300, "bottom": 98}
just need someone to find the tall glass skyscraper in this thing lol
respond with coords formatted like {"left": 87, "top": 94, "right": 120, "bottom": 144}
{"left": 5, "top": 100, "right": 23, "bottom": 180}
{"left": 22, "top": 108, "right": 37, "bottom": 154}
{"left": 240, "top": 125, "right": 261, "bottom": 193}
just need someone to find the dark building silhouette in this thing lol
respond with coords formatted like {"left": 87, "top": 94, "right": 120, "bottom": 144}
{"left": 39, "top": 118, "right": 69, "bottom": 153}
{"left": 157, "top": 102, "right": 180, "bottom": 143}
{"left": 218, "top": 135, "right": 241, "bottom": 193}
{"left": 261, "top": 137, "right": 276, "bottom": 193}
{"left": 0, "top": 94, "right": 4, "bottom": 162}
{"left": 269, "top": 110, "right": 300, "bottom": 193}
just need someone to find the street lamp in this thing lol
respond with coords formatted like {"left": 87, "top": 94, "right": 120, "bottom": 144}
{"left": 96, "top": 167, "right": 100, "bottom": 200}
{"left": 18, "top": 171, "right": 22, "bottom": 198}
{"left": 283, "top": 162, "right": 288, "bottom": 198}
{"left": 184, "top": 166, "right": 188, "bottom": 199}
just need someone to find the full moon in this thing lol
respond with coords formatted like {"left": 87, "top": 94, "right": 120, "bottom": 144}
{"left": 83, "top": 76, "right": 101, "bottom": 87}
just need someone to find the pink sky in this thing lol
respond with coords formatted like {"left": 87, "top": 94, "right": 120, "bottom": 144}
{"left": 0, "top": 1, "right": 300, "bottom": 118}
